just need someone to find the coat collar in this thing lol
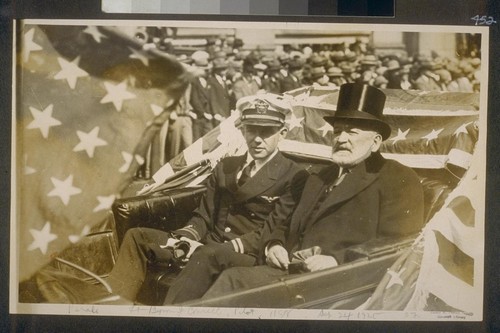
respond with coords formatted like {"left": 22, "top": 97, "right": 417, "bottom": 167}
{"left": 231, "top": 151, "right": 287, "bottom": 202}
{"left": 300, "top": 152, "right": 386, "bottom": 228}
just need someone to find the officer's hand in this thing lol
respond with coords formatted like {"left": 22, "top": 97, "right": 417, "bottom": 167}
{"left": 266, "top": 244, "right": 290, "bottom": 270}
{"left": 303, "top": 255, "right": 338, "bottom": 272}
{"left": 203, "top": 112, "right": 213, "bottom": 120}
{"left": 188, "top": 111, "right": 198, "bottom": 119}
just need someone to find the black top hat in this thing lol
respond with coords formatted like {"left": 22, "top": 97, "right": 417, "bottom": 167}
{"left": 241, "top": 99, "right": 286, "bottom": 127}
{"left": 324, "top": 83, "right": 391, "bottom": 140}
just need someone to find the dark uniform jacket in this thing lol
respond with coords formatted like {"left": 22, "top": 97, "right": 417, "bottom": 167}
{"left": 266, "top": 152, "right": 424, "bottom": 264}
{"left": 174, "top": 152, "right": 307, "bottom": 256}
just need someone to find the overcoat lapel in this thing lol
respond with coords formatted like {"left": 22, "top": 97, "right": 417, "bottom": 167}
{"left": 311, "top": 156, "right": 381, "bottom": 223}
{"left": 289, "top": 165, "right": 339, "bottom": 236}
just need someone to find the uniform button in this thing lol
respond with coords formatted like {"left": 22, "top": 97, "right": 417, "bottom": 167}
{"left": 249, "top": 212, "right": 255, "bottom": 217}
{"left": 224, "top": 227, "right": 231, "bottom": 233}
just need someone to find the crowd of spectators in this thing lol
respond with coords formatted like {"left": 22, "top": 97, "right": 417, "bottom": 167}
{"left": 164, "top": 36, "right": 482, "bottom": 160}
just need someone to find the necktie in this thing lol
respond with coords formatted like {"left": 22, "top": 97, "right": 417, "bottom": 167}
{"left": 238, "top": 161, "right": 255, "bottom": 186}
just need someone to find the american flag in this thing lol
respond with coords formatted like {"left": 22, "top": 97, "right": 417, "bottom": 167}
{"left": 16, "top": 23, "right": 188, "bottom": 281}
{"left": 150, "top": 86, "right": 479, "bottom": 188}
{"left": 362, "top": 150, "right": 482, "bottom": 313}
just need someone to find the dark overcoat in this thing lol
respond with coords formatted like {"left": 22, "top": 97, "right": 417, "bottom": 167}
{"left": 280, "top": 74, "right": 302, "bottom": 93}
{"left": 207, "top": 76, "right": 231, "bottom": 118}
{"left": 268, "top": 152, "right": 424, "bottom": 264}
{"left": 189, "top": 77, "right": 211, "bottom": 118}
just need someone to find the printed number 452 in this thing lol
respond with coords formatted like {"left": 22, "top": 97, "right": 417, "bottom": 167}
{"left": 471, "top": 15, "right": 497, "bottom": 25}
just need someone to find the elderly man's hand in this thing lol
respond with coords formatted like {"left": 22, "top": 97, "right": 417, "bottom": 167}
{"left": 266, "top": 244, "right": 290, "bottom": 270}
{"left": 304, "top": 255, "right": 338, "bottom": 272}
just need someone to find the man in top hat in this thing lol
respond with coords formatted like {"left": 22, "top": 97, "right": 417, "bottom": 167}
{"left": 201, "top": 84, "right": 424, "bottom": 299}
{"left": 107, "top": 97, "right": 307, "bottom": 304}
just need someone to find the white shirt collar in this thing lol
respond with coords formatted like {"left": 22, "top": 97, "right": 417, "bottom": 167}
{"left": 240, "top": 149, "right": 279, "bottom": 177}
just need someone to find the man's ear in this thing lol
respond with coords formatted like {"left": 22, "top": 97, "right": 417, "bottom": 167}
{"left": 371, "top": 133, "right": 383, "bottom": 152}
{"left": 279, "top": 127, "right": 288, "bottom": 138}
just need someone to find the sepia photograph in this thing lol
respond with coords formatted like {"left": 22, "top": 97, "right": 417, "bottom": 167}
{"left": 11, "top": 19, "right": 488, "bottom": 321}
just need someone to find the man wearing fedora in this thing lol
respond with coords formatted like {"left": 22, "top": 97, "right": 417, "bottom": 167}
{"left": 208, "top": 58, "right": 232, "bottom": 124}
{"left": 106, "top": 97, "right": 307, "bottom": 303}
{"left": 189, "top": 55, "right": 213, "bottom": 141}
{"left": 281, "top": 59, "right": 304, "bottom": 93}
{"left": 232, "top": 58, "right": 261, "bottom": 102}
{"left": 261, "top": 60, "right": 283, "bottom": 94}
{"left": 200, "top": 83, "right": 424, "bottom": 298}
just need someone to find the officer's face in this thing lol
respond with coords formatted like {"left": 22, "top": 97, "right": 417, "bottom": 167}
{"left": 243, "top": 125, "right": 287, "bottom": 160}
{"left": 331, "top": 120, "right": 382, "bottom": 168}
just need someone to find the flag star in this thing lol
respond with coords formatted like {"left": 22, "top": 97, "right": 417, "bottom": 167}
{"left": 119, "top": 151, "right": 133, "bottom": 173}
{"left": 389, "top": 128, "right": 410, "bottom": 145}
{"left": 93, "top": 194, "right": 116, "bottom": 212}
{"left": 73, "top": 126, "right": 108, "bottom": 158}
{"left": 454, "top": 122, "right": 472, "bottom": 137}
{"left": 318, "top": 122, "right": 333, "bottom": 137}
{"left": 68, "top": 225, "right": 90, "bottom": 244}
{"left": 27, "top": 104, "right": 62, "bottom": 139}
{"left": 100, "top": 81, "right": 136, "bottom": 112}
{"left": 28, "top": 221, "right": 58, "bottom": 255}
{"left": 23, "top": 28, "right": 43, "bottom": 63}
{"left": 53, "top": 56, "right": 88, "bottom": 89}
{"left": 422, "top": 128, "right": 444, "bottom": 144}
{"left": 286, "top": 113, "right": 305, "bottom": 131}
{"left": 128, "top": 47, "right": 150, "bottom": 66}
{"left": 24, "top": 155, "right": 36, "bottom": 175}
{"left": 150, "top": 104, "right": 164, "bottom": 116}
{"left": 48, "top": 174, "right": 82, "bottom": 206}
{"left": 385, "top": 268, "right": 406, "bottom": 289}
{"left": 83, "top": 26, "right": 107, "bottom": 43}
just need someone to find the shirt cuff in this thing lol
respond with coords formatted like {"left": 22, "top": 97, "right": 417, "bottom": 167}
{"left": 264, "top": 240, "right": 284, "bottom": 256}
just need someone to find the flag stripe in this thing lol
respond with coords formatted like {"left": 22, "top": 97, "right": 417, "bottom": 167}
{"left": 431, "top": 207, "right": 478, "bottom": 258}
{"left": 448, "top": 195, "right": 475, "bottom": 227}
{"left": 419, "top": 258, "right": 478, "bottom": 312}
{"left": 434, "top": 230, "right": 474, "bottom": 286}
{"left": 447, "top": 149, "right": 473, "bottom": 170}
